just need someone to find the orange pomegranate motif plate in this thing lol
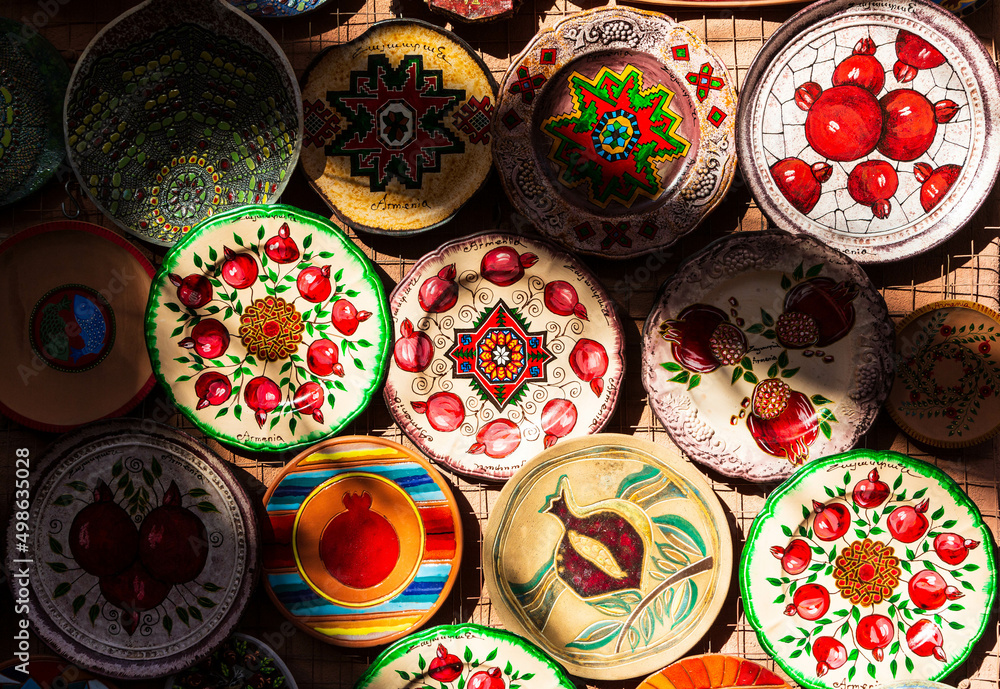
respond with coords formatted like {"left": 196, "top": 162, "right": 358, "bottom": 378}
{"left": 639, "top": 655, "right": 790, "bottom": 689}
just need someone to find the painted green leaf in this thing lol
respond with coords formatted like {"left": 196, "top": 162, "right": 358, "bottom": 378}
{"left": 793, "top": 262, "right": 804, "bottom": 281}
{"left": 687, "top": 374, "right": 701, "bottom": 390}
{"left": 761, "top": 308, "right": 774, "bottom": 327}
{"left": 744, "top": 371, "right": 759, "bottom": 384}
{"left": 566, "top": 619, "right": 623, "bottom": 650}
{"left": 780, "top": 275, "right": 791, "bottom": 290}
{"left": 812, "top": 394, "right": 832, "bottom": 405}
{"left": 669, "top": 371, "right": 690, "bottom": 384}
{"left": 196, "top": 502, "right": 219, "bottom": 513}
{"left": 767, "top": 363, "right": 779, "bottom": 379}
{"left": 53, "top": 582, "right": 71, "bottom": 598}
{"left": 661, "top": 362, "right": 682, "bottom": 372}
{"left": 72, "top": 594, "right": 86, "bottom": 614}
{"left": 781, "top": 367, "right": 799, "bottom": 378}
{"left": 53, "top": 494, "right": 74, "bottom": 507}
{"left": 49, "top": 536, "right": 64, "bottom": 555}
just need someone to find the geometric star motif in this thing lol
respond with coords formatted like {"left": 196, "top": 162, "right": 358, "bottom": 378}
{"left": 455, "top": 95, "right": 494, "bottom": 144}
{"left": 302, "top": 98, "right": 341, "bottom": 148}
{"left": 686, "top": 63, "right": 724, "bottom": 102}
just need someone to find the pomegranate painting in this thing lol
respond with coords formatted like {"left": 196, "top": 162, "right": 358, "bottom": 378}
{"left": 745, "top": 378, "right": 821, "bottom": 466}
{"left": 480, "top": 246, "right": 537, "bottom": 286}
{"left": 659, "top": 304, "right": 748, "bottom": 374}
{"left": 320, "top": 491, "right": 400, "bottom": 589}
{"left": 419, "top": 264, "right": 459, "bottom": 313}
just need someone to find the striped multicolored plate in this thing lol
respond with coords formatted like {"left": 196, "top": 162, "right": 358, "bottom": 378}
{"left": 638, "top": 655, "right": 790, "bottom": 689}
{"left": 261, "top": 436, "right": 462, "bottom": 647}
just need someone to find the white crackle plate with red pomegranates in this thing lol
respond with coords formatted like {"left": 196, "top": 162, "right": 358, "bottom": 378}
{"left": 384, "top": 232, "right": 624, "bottom": 481}
{"left": 3, "top": 420, "right": 259, "bottom": 680}
{"left": 483, "top": 433, "right": 732, "bottom": 680}
{"left": 741, "top": 450, "right": 997, "bottom": 689}
{"left": 145, "top": 204, "right": 391, "bottom": 453}
{"left": 640, "top": 230, "right": 894, "bottom": 483}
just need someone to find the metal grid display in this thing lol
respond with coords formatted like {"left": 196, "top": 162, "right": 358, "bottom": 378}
{"left": 0, "top": 0, "right": 998, "bottom": 687}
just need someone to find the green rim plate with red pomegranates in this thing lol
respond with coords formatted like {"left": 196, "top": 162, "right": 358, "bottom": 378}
{"left": 741, "top": 450, "right": 997, "bottom": 689}
{"left": 483, "top": 433, "right": 733, "bottom": 680}
{"left": 383, "top": 232, "right": 624, "bottom": 481}
{"left": 888, "top": 300, "right": 1000, "bottom": 449}
{"left": 145, "top": 204, "right": 391, "bottom": 453}
{"left": 165, "top": 634, "right": 297, "bottom": 689}
{"left": 640, "top": 230, "right": 894, "bottom": 483}
{"left": 3, "top": 420, "right": 259, "bottom": 680}
{"left": 354, "top": 623, "right": 575, "bottom": 689}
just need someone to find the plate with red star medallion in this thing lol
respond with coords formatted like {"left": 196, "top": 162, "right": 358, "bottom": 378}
{"left": 492, "top": 7, "right": 737, "bottom": 259}
{"left": 384, "top": 232, "right": 625, "bottom": 481}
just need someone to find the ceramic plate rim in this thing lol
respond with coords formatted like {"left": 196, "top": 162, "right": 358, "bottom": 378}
{"left": 229, "top": 0, "right": 331, "bottom": 18}
{"left": 162, "top": 633, "right": 298, "bottom": 689}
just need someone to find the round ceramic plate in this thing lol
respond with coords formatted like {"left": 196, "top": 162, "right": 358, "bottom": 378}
{"left": 65, "top": 0, "right": 302, "bottom": 246}
{"left": 888, "top": 300, "right": 1000, "bottom": 448}
{"left": 493, "top": 7, "right": 737, "bottom": 259}
{"left": 4, "top": 420, "right": 259, "bottom": 679}
{"left": 0, "top": 657, "right": 119, "bottom": 689}
{"left": 146, "top": 204, "right": 391, "bottom": 453}
{"left": 638, "top": 655, "right": 791, "bottom": 689}
{"left": 0, "top": 19, "right": 68, "bottom": 206}
{"left": 227, "top": 0, "right": 330, "bottom": 17}
{"left": 261, "top": 436, "right": 462, "bottom": 647}
{"left": 640, "top": 230, "right": 894, "bottom": 483}
{"left": 384, "top": 232, "right": 624, "bottom": 481}
{"left": 484, "top": 433, "right": 733, "bottom": 680}
{"left": 355, "top": 623, "right": 576, "bottom": 689}
{"left": 737, "top": 0, "right": 1000, "bottom": 263}
{"left": 426, "top": 0, "right": 520, "bottom": 23}
{"left": 165, "top": 634, "right": 296, "bottom": 689}
{"left": 0, "top": 222, "right": 155, "bottom": 432}
{"left": 300, "top": 20, "right": 496, "bottom": 235}
{"left": 741, "top": 450, "right": 997, "bottom": 689}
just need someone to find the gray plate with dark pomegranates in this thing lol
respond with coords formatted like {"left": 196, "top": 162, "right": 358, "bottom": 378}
{"left": 3, "top": 420, "right": 259, "bottom": 679}
{"left": 741, "top": 450, "right": 996, "bottom": 689}
{"left": 640, "top": 230, "right": 894, "bottom": 483}
{"left": 736, "top": 0, "right": 1000, "bottom": 263}
{"left": 383, "top": 232, "right": 624, "bottom": 481}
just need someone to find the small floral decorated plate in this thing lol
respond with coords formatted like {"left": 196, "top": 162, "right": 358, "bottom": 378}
{"left": 641, "top": 230, "right": 894, "bottom": 483}
{"left": 741, "top": 450, "right": 997, "bottom": 689}
{"left": 146, "top": 204, "right": 391, "bottom": 453}
{"left": 227, "top": 0, "right": 330, "bottom": 17}
{"left": 637, "top": 655, "right": 790, "bottom": 689}
{"left": 165, "top": 634, "right": 296, "bottom": 689}
{"left": 0, "top": 658, "right": 119, "bottom": 689}
{"left": 484, "top": 433, "right": 733, "bottom": 680}
{"left": 262, "top": 436, "right": 462, "bottom": 647}
{"left": 888, "top": 300, "right": 1000, "bottom": 448}
{"left": 384, "top": 232, "right": 624, "bottom": 481}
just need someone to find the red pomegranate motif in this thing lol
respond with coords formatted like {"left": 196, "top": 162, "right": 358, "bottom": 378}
{"left": 541, "top": 399, "right": 578, "bottom": 447}
{"left": 244, "top": 376, "right": 281, "bottom": 427}
{"left": 745, "top": 379, "right": 819, "bottom": 465}
{"left": 469, "top": 419, "right": 521, "bottom": 458}
{"left": 856, "top": 614, "right": 894, "bottom": 661}
{"left": 544, "top": 281, "right": 588, "bottom": 320}
{"left": 264, "top": 222, "right": 299, "bottom": 264}
{"left": 319, "top": 491, "right": 399, "bottom": 588}
{"left": 933, "top": 533, "right": 979, "bottom": 564}
{"left": 331, "top": 299, "right": 371, "bottom": 336}
{"left": 412, "top": 392, "right": 465, "bottom": 432}
{"left": 909, "top": 569, "right": 963, "bottom": 611}
{"left": 394, "top": 319, "right": 433, "bottom": 373}
{"left": 770, "top": 538, "right": 811, "bottom": 575}
{"left": 307, "top": 339, "right": 344, "bottom": 378}
{"left": 480, "top": 247, "right": 538, "bottom": 286}
{"left": 292, "top": 381, "right": 325, "bottom": 423}
{"left": 906, "top": 619, "right": 946, "bottom": 660}
{"left": 180, "top": 319, "right": 231, "bottom": 359}
{"left": 813, "top": 636, "right": 848, "bottom": 676}
{"left": 877, "top": 90, "right": 957, "bottom": 162}
{"left": 784, "top": 583, "right": 830, "bottom": 620}
{"left": 99, "top": 560, "right": 171, "bottom": 632}
{"left": 915, "top": 162, "right": 962, "bottom": 212}
{"left": 419, "top": 264, "right": 459, "bottom": 313}
{"left": 69, "top": 480, "right": 138, "bottom": 577}
{"left": 469, "top": 668, "right": 505, "bottom": 689}
{"left": 776, "top": 277, "right": 857, "bottom": 349}
{"left": 812, "top": 500, "right": 851, "bottom": 541}
{"left": 894, "top": 30, "right": 946, "bottom": 83}
{"left": 847, "top": 160, "right": 898, "bottom": 218}
{"left": 569, "top": 339, "right": 610, "bottom": 396}
{"left": 852, "top": 469, "right": 890, "bottom": 508}
{"left": 139, "top": 481, "right": 208, "bottom": 585}
{"left": 194, "top": 371, "right": 233, "bottom": 409}
{"left": 297, "top": 265, "right": 332, "bottom": 303}
{"left": 169, "top": 273, "right": 212, "bottom": 309}
{"left": 660, "top": 304, "right": 747, "bottom": 373}
{"left": 771, "top": 158, "right": 832, "bottom": 214}
{"left": 887, "top": 499, "right": 929, "bottom": 542}
{"left": 832, "top": 38, "right": 885, "bottom": 94}
{"left": 428, "top": 645, "right": 462, "bottom": 682}
{"left": 221, "top": 247, "right": 258, "bottom": 289}
{"left": 798, "top": 83, "right": 883, "bottom": 162}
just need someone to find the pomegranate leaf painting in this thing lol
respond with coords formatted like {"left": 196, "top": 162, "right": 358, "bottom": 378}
{"left": 741, "top": 450, "right": 997, "bottom": 689}
{"left": 384, "top": 233, "right": 624, "bottom": 481}
{"left": 146, "top": 205, "right": 390, "bottom": 453}
{"left": 641, "top": 230, "right": 893, "bottom": 483}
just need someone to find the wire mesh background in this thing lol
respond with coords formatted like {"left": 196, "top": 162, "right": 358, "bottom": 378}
{"left": 0, "top": 0, "right": 998, "bottom": 687}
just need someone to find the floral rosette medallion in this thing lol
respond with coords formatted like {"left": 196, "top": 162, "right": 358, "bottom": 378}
{"left": 165, "top": 634, "right": 296, "bottom": 689}
{"left": 641, "top": 230, "right": 894, "bottom": 483}
{"left": 146, "top": 205, "right": 390, "bottom": 452}
{"left": 227, "top": 0, "right": 330, "bottom": 17}
{"left": 354, "top": 624, "right": 575, "bottom": 689}
{"left": 737, "top": 0, "right": 1000, "bottom": 262}
{"left": 484, "top": 434, "right": 732, "bottom": 680}
{"left": 65, "top": 0, "right": 302, "bottom": 246}
{"left": 493, "top": 7, "right": 736, "bottom": 258}
{"left": 3, "top": 421, "right": 259, "bottom": 679}
{"left": 638, "top": 655, "right": 791, "bottom": 689}
{"left": 385, "top": 232, "right": 624, "bottom": 481}
{"left": 741, "top": 450, "right": 997, "bottom": 689}
{"left": 262, "top": 437, "right": 462, "bottom": 647}
{"left": 300, "top": 20, "right": 496, "bottom": 235}
{"left": 888, "top": 300, "right": 1000, "bottom": 448}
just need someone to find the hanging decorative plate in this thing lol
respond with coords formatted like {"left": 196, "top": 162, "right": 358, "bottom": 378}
{"left": 261, "top": 436, "right": 462, "bottom": 647}
{"left": 300, "top": 20, "right": 496, "bottom": 235}
{"left": 354, "top": 624, "right": 576, "bottom": 689}
{"left": 384, "top": 232, "right": 624, "bottom": 481}
{"left": 3, "top": 420, "right": 259, "bottom": 680}
{"left": 146, "top": 204, "right": 391, "bottom": 453}
{"left": 64, "top": 0, "right": 302, "bottom": 246}
{"left": 484, "top": 433, "right": 733, "bottom": 680}
{"left": 0, "top": 19, "right": 68, "bottom": 206}
{"left": 227, "top": 0, "right": 330, "bottom": 18}
{"left": 0, "top": 658, "right": 119, "bottom": 689}
{"left": 640, "top": 230, "right": 894, "bottom": 483}
{"left": 888, "top": 300, "right": 1000, "bottom": 448}
{"left": 741, "top": 450, "right": 997, "bottom": 689}
{"left": 492, "top": 7, "right": 736, "bottom": 259}
{"left": 426, "top": 0, "right": 520, "bottom": 24}
{"left": 165, "top": 634, "right": 297, "bottom": 689}
{"left": 736, "top": 0, "right": 1000, "bottom": 263}
{"left": 637, "top": 655, "right": 791, "bottom": 689}
{"left": 0, "top": 222, "right": 155, "bottom": 432}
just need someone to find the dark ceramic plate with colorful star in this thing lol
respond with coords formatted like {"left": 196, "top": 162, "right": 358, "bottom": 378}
{"left": 227, "top": 0, "right": 330, "bottom": 18}
{"left": 65, "top": 0, "right": 302, "bottom": 246}
{"left": 165, "top": 634, "right": 296, "bottom": 689}
{"left": 741, "top": 450, "right": 996, "bottom": 689}
{"left": 492, "top": 6, "right": 737, "bottom": 259}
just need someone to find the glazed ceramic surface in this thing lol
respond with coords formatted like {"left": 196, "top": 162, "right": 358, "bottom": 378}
{"left": 146, "top": 205, "right": 390, "bottom": 453}
{"left": 65, "top": 0, "right": 302, "bottom": 246}
{"left": 300, "top": 20, "right": 496, "bottom": 235}
{"left": 737, "top": 0, "right": 1000, "bottom": 263}
{"left": 741, "top": 450, "right": 997, "bottom": 689}
{"left": 0, "top": 19, "right": 68, "bottom": 206}
{"left": 0, "top": 658, "right": 119, "bottom": 689}
{"left": 638, "top": 655, "right": 791, "bottom": 689}
{"left": 384, "top": 232, "right": 624, "bottom": 481}
{"left": 0, "top": 222, "right": 155, "bottom": 432}
{"left": 888, "top": 300, "right": 1000, "bottom": 448}
{"left": 426, "top": 0, "right": 519, "bottom": 23}
{"left": 641, "top": 230, "right": 894, "bottom": 483}
{"left": 4, "top": 421, "right": 259, "bottom": 679}
{"left": 354, "top": 624, "right": 576, "bottom": 689}
{"left": 484, "top": 433, "right": 733, "bottom": 680}
{"left": 493, "top": 7, "right": 736, "bottom": 259}
{"left": 262, "top": 436, "right": 462, "bottom": 647}
{"left": 166, "top": 635, "right": 296, "bottom": 689}
{"left": 227, "top": 0, "right": 330, "bottom": 17}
